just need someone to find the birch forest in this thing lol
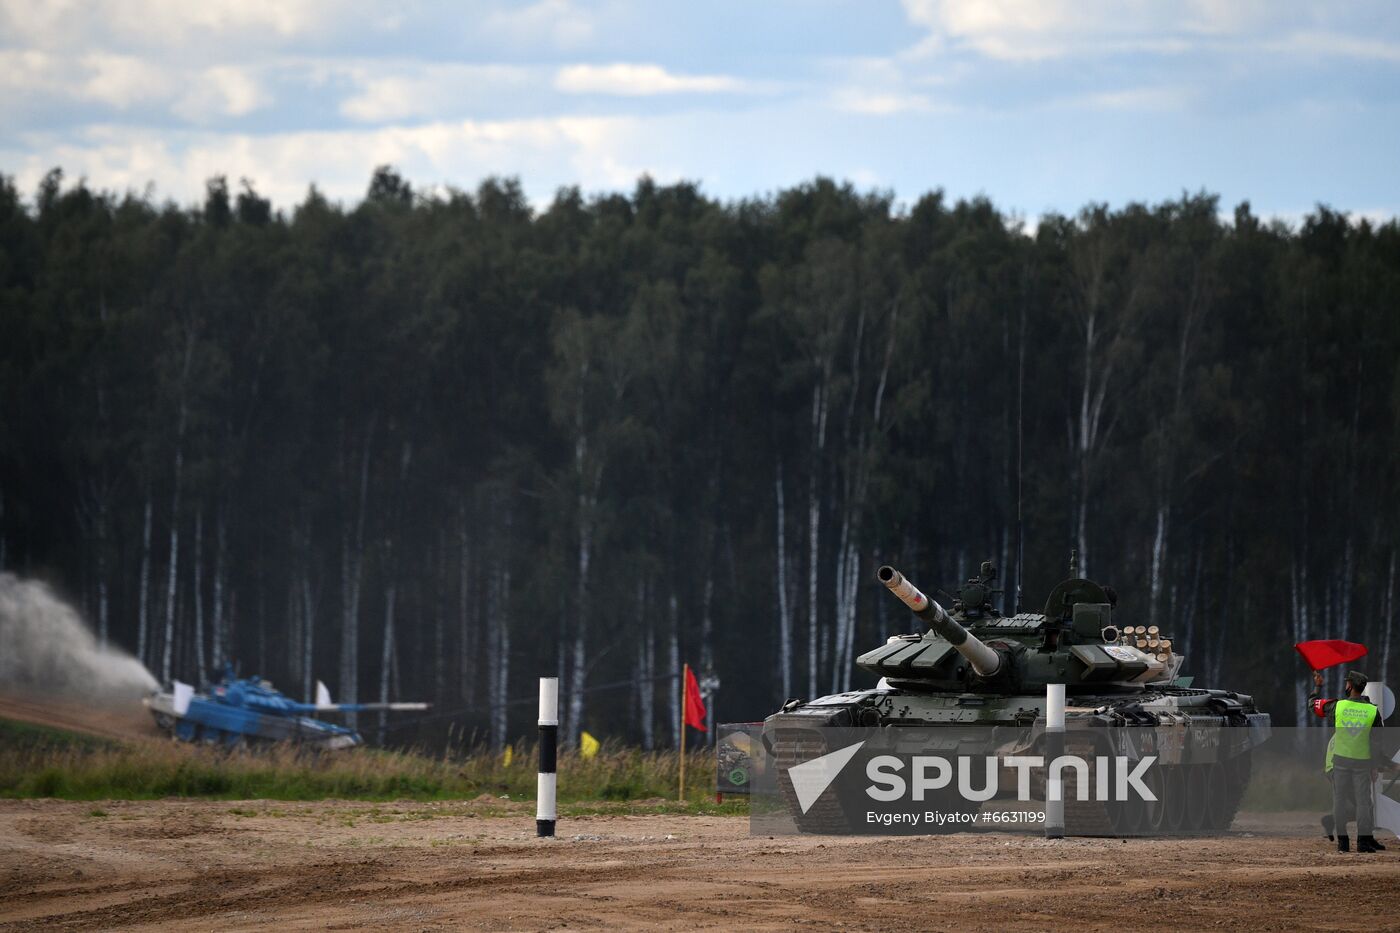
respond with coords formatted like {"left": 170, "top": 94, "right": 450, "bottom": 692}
{"left": 2, "top": 167, "right": 1398, "bottom": 743}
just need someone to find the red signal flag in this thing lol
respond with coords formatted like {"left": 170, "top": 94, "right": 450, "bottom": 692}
{"left": 684, "top": 665, "right": 708, "bottom": 732}
{"left": 1294, "top": 639, "right": 1368, "bottom": 671}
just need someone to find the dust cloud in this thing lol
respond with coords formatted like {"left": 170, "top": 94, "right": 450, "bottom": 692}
{"left": 0, "top": 572, "right": 158, "bottom": 700}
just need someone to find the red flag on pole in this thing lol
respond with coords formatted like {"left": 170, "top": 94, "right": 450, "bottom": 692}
{"left": 684, "top": 665, "right": 708, "bottom": 732}
{"left": 1294, "top": 639, "right": 1368, "bottom": 671}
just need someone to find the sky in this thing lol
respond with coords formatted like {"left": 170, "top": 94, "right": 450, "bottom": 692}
{"left": 2, "top": 0, "right": 1399, "bottom": 222}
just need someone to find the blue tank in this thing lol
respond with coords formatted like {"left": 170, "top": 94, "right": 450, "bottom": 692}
{"left": 144, "top": 667, "right": 427, "bottom": 749}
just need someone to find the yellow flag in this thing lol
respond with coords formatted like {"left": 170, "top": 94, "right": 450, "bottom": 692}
{"left": 580, "top": 731, "right": 600, "bottom": 759}
{"left": 502, "top": 744, "right": 513, "bottom": 767}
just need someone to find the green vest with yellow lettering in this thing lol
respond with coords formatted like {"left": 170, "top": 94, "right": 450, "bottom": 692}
{"left": 1333, "top": 698, "right": 1377, "bottom": 762}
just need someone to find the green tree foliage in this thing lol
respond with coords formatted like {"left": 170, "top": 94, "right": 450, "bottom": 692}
{"left": 2, "top": 171, "right": 1398, "bottom": 740}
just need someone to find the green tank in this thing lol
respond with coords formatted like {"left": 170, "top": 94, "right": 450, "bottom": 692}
{"left": 764, "top": 560, "right": 1271, "bottom": 834}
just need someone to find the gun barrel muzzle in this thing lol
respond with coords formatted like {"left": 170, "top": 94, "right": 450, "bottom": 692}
{"left": 876, "top": 565, "right": 936, "bottom": 617}
{"left": 876, "top": 565, "right": 1001, "bottom": 676}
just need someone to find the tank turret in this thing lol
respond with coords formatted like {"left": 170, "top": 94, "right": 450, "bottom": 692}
{"left": 860, "top": 561, "right": 1178, "bottom": 691}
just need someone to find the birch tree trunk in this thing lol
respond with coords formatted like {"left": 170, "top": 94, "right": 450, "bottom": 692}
{"left": 1148, "top": 505, "right": 1168, "bottom": 629}
{"left": 160, "top": 434, "right": 184, "bottom": 685}
{"left": 1291, "top": 556, "right": 1310, "bottom": 730}
{"left": 806, "top": 384, "right": 827, "bottom": 699}
{"left": 493, "top": 579, "right": 510, "bottom": 749}
{"left": 668, "top": 593, "right": 680, "bottom": 748}
{"left": 377, "top": 578, "right": 396, "bottom": 744}
{"left": 192, "top": 508, "right": 205, "bottom": 683}
{"left": 137, "top": 490, "right": 153, "bottom": 668}
{"left": 486, "top": 504, "right": 512, "bottom": 750}
{"left": 300, "top": 572, "right": 315, "bottom": 703}
{"left": 339, "top": 426, "right": 374, "bottom": 729}
{"left": 211, "top": 506, "right": 226, "bottom": 673}
{"left": 1382, "top": 548, "right": 1396, "bottom": 683}
{"left": 566, "top": 498, "right": 591, "bottom": 746}
{"left": 458, "top": 498, "right": 474, "bottom": 702}
{"left": 699, "top": 571, "right": 714, "bottom": 678}
{"left": 831, "top": 508, "right": 852, "bottom": 694}
{"left": 96, "top": 496, "right": 109, "bottom": 647}
{"left": 434, "top": 534, "right": 446, "bottom": 704}
{"left": 639, "top": 616, "right": 655, "bottom": 750}
{"left": 775, "top": 459, "right": 793, "bottom": 700}
{"left": 566, "top": 409, "right": 603, "bottom": 747}
{"left": 1073, "top": 311, "right": 1096, "bottom": 577}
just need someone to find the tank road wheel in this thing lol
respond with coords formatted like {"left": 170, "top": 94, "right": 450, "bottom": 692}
{"left": 1211, "top": 751, "right": 1252, "bottom": 832}
{"left": 1183, "top": 764, "right": 1209, "bottom": 833}
{"left": 1139, "top": 762, "right": 1167, "bottom": 834}
{"left": 153, "top": 713, "right": 176, "bottom": 735}
{"left": 1108, "top": 794, "right": 1141, "bottom": 835}
{"left": 1107, "top": 756, "right": 1145, "bottom": 836}
{"left": 1160, "top": 766, "right": 1187, "bottom": 832}
{"left": 1202, "top": 762, "right": 1231, "bottom": 830}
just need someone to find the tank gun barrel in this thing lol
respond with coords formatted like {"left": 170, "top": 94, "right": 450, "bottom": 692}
{"left": 876, "top": 565, "right": 1001, "bottom": 676}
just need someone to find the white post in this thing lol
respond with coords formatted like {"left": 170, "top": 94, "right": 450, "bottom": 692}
{"left": 1045, "top": 683, "right": 1066, "bottom": 839}
{"left": 1365, "top": 681, "right": 1393, "bottom": 839}
{"left": 537, "top": 677, "right": 558, "bottom": 838}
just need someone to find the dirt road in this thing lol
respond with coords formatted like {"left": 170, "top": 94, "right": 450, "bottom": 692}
{"left": 2, "top": 800, "right": 1396, "bottom": 931}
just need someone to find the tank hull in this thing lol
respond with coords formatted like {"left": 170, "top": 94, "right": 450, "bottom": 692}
{"left": 764, "top": 684, "right": 1269, "bottom": 835}
{"left": 144, "top": 690, "right": 361, "bottom": 749}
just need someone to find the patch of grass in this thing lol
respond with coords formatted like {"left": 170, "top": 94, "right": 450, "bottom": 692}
{"left": 87, "top": 807, "right": 108, "bottom": 817}
{"left": 0, "top": 731, "right": 739, "bottom": 807}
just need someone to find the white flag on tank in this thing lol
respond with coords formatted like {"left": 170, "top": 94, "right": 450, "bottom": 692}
{"left": 172, "top": 680, "right": 194, "bottom": 716}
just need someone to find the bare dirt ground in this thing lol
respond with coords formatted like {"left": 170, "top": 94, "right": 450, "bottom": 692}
{"left": 2, "top": 799, "right": 1398, "bottom": 932}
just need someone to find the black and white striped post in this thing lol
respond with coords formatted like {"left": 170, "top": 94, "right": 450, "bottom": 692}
{"left": 1045, "top": 682, "right": 1065, "bottom": 839}
{"left": 537, "top": 676, "right": 558, "bottom": 838}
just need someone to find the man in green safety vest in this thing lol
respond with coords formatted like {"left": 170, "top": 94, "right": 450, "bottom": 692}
{"left": 1310, "top": 669, "right": 1386, "bottom": 853}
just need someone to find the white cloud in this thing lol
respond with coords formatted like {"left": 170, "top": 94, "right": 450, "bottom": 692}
{"left": 0, "top": 49, "right": 63, "bottom": 98}
{"left": 822, "top": 55, "right": 951, "bottom": 116}
{"left": 0, "top": 49, "right": 270, "bottom": 122}
{"left": 484, "top": 0, "right": 594, "bottom": 50}
{"left": 173, "top": 66, "right": 269, "bottom": 122}
{"left": 1074, "top": 86, "right": 1191, "bottom": 112}
{"left": 6, "top": 115, "right": 658, "bottom": 208}
{"left": 0, "top": 0, "right": 343, "bottom": 50}
{"left": 900, "top": 0, "right": 1398, "bottom": 63}
{"left": 1266, "top": 31, "right": 1400, "bottom": 63}
{"left": 901, "top": 0, "right": 1205, "bottom": 60}
{"left": 831, "top": 90, "right": 937, "bottom": 115}
{"left": 0, "top": 50, "right": 177, "bottom": 111}
{"left": 80, "top": 54, "right": 175, "bottom": 109}
{"left": 339, "top": 64, "right": 533, "bottom": 122}
{"left": 555, "top": 63, "right": 743, "bottom": 96}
